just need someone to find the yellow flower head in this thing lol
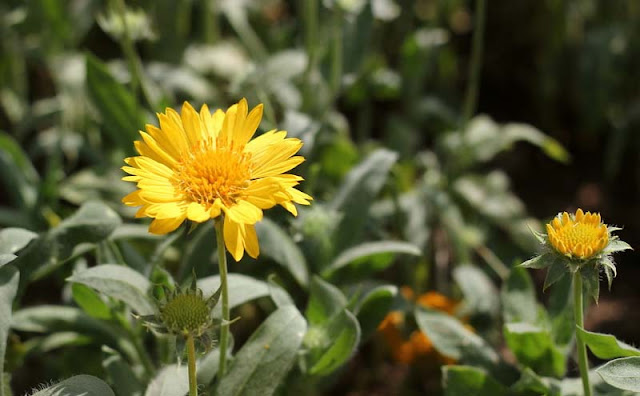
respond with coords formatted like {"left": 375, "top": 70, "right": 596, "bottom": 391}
{"left": 122, "top": 99, "right": 312, "bottom": 261}
{"left": 545, "top": 209, "right": 608, "bottom": 260}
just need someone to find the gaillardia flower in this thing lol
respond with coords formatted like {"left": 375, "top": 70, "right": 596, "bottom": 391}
{"left": 522, "top": 208, "right": 631, "bottom": 300}
{"left": 122, "top": 99, "right": 312, "bottom": 261}
{"left": 546, "top": 209, "right": 608, "bottom": 260}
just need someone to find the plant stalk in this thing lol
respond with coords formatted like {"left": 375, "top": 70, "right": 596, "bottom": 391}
{"left": 462, "top": 0, "right": 487, "bottom": 123}
{"left": 573, "top": 271, "right": 592, "bottom": 396}
{"left": 214, "top": 218, "right": 230, "bottom": 377}
{"left": 187, "top": 334, "right": 198, "bottom": 396}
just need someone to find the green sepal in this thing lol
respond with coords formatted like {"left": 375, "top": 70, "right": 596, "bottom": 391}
{"left": 580, "top": 264, "right": 600, "bottom": 304}
{"left": 543, "top": 258, "right": 567, "bottom": 291}
{"left": 520, "top": 253, "right": 553, "bottom": 269}
{"left": 600, "top": 256, "right": 617, "bottom": 290}
{"left": 603, "top": 238, "right": 632, "bottom": 255}
{"left": 207, "top": 277, "right": 225, "bottom": 308}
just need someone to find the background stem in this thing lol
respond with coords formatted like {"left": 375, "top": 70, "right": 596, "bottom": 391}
{"left": 187, "top": 334, "right": 198, "bottom": 396}
{"left": 462, "top": 0, "right": 487, "bottom": 123}
{"left": 214, "top": 218, "right": 230, "bottom": 377}
{"left": 573, "top": 271, "right": 592, "bottom": 396}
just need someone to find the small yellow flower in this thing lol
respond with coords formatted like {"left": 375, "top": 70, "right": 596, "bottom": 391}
{"left": 545, "top": 209, "right": 608, "bottom": 260}
{"left": 122, "top": 99, "right": 312, "bottom": 261}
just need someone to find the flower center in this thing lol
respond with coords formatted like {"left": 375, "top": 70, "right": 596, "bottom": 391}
{"left": 547, "top": 211, "right": 608, "bottom": 259}
{"left": 176, "top": 140, "right": 252, "bottom": 207}
{"left": 160, "top": 293, "right": 211, "bottom": 334}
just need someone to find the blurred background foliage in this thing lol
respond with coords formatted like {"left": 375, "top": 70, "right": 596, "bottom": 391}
{"left": 0, "top": 0, "right": 639, "bottom": 394}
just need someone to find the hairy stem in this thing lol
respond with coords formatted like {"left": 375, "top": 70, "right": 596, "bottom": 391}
{"left": 573, "top": 271, "right": 592, "bottom": 396}
{"left": 187, "top": 334, "right": 198, "bottom": 396}
{"left": 214, "top": 218, "right": 230, "bottom": 377}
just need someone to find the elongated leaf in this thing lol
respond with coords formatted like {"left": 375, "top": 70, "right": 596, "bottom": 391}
{"left": 86, "top": 54, "right": 142, "bottom": 151}
{"left": 354, "top": 285, "right": 397, "bottom": 341}
{"left": 307, "top": 309, "right": 360, "bottom": 376}
{"left": 31, "top": 375, "right": 115, "bottom": 396}
{"left": 443, "top": 366, "right": 508, "bottom": 396}
{"left": 11, "top": 306, "right": 135, "bottom": 360}
{"left": 67, "top": 264, "right": 154, "bottom": 315}
{"left": 199, "top": 274, "right": 270, "bottom": 317}
{"left": 330, "top": 149, "right": 398, "bottom": 250}
{"left": 504, "top": 322, "right": 566, "bottom": 377}
{"left": 0, "top": 132, "right": 39, "bottom": 210}
{"left": 596, "top": 357, "right": 640, "bottom": 392}
{"left": 322, "top": 241, "right": 421, "bottom": 279}
{"left": 577, "top": 327, "right": 640, "bottom": 360}
{"left": 145, "top": 365, "right": 188, "bottom": 396}
{"left": 256, "top": 218, "right": 308, "bottom": 287}
{"left": 72, "top": 283, "right": 112, "bottom": 320}
{"left": 0, "top": 265, "right": 19, "bottom": 396}
{"left": 12, "top": 201, "right": 121, "bottom": 293}
{"left": 0, "top": 228, "right": 37, "bottom": 254}
{"left": 414, "top": 307, "right": 499, "bottom": 368}
{"left": 103, "top": 347, "right": 144, "bottom": 396}
{"left": 501, "top": 267, "right": 537, "bottom": 323}
{"left": 306, "top": 276, "right": 347, "bottom": 325}
{"left": 216, "top": 306, "right": 307, "bottom": 396}
{"left": 454, "top": 265, "right": 499, "bottom": 317}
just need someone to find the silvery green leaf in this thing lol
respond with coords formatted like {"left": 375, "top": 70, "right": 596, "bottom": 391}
{"left": 520, "top": 254, "right": 552, "bottom": 269}
{"left": 31, "top": 375, "right": 114, "bottom": 396}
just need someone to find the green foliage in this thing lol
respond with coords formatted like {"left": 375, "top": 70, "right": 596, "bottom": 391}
{"left": 596, "top": 357, "right": 640, "bottom": 393}
{"left": 216, "top": 306, "right": 306, "bottom": 396}
{"left": 0, "top": 0, "right": 636, "bottom": 394}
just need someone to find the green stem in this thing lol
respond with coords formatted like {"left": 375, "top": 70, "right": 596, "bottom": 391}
{"left": 214, "top": 218, "right": 230, "bottom": 377}
{"left": 302, "top": 0, "right": 318, "bottom": 111}
{"left": 202, "top": 0, "right": 220, "bottom": 43}
{"left": 112, "top": 0, "right": 154, "bottom": 109}
{"left": 330, "top": 8, "right": 343, "bottom": 98}
{"left": 462, "top": 0, "right": 487, "bottom": 123}
{"left": 573, "top": 271, "right": 592, "bottom": 396}
{"left": 187, "top": 334, "right": 198, "bottom": 396}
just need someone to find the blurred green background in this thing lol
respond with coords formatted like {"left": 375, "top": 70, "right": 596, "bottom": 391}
{"left": 1, "top": 0, "right": 639, "bottom": 394}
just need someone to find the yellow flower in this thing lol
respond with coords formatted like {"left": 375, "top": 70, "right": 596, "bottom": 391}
{"left": 122, "top": 99, "right": 312, "bottom": 261}
{"left": 546, "top": 209, "right": 608, "bottom": 260}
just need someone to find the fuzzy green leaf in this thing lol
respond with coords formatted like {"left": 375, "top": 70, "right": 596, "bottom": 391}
{"left": 504, "top": 322, "right": 566, "bottom": 377}
{"left": 72, "top": 283, "right": 112, "bottom": 320}
{"left": 322, "top": 241, "right": 421, "bottom": 279}
{"left": 306, "top": 276, "right": 347, "bottom": 325}
{"left": 501, "top": 267, "right": 537, "bottom": 324}
{"left": 454, "top": 265, "right": 499, "bottom": 317}
{"left": 199, "top": 274, "right": 271, "bottom": 317}
{"left": 330, "top": 149, "right": 398, "bottom": 251}
{"left": 216, "top": 306, "right": 307, "bottom": 396}
{"left": 256, "top": 218, "right": 309, "bottom": 288}
{"left": 414, "top": 307, "right": 499, "bottom": 368}
{"left": 354, "top": 285, "right": 397, "bottom": 341}
{"left": 307, "top": 309, "right": 360, "bottom": 376}
{"left": 103, "top": 347, "right": 144, "bottom": 396}
{"left": 596, "top": 357, "right": 640, "bottom": 392}
{"left": 0, "top": 228, "right": 37, "bottom": 255}
{"left": 67, "top": 264, "right": 154, "bottom": 315}
{"left": 31, "top": 375, "right": 115, "bottom": 396}
{"left": 145, "top": 365, "right": 188, "bottom": 396}
{"left": 577, "top": 327, "right": 640, "bottom": 360}
{"left": 0, "top": 265, "right": 19, "bottom": 396}
{"left": 443, "top": 365, "right": 509, "bottom": 396}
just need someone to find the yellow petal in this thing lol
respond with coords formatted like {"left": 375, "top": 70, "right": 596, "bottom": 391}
{"left": 243, "top": 223, "right": 259, "bottom": 258}
{"left": 224, "top": 215, "right": 244, "bottom": 261}
{"left": 149, "top": 215, "right": 186, "bottom": 235}
{"left": 224, "top": 201, "right": 263, "bottom": 224}
{"left": 181, "top": 101, "right": 203, "bottom": 146}
{"left": 575, "top": 208, "right": 584, "bottom": 221}
{"left": 236, "top": 103, "right": 263, "bottom": 146}
{"left": 187, "top": 202, "right": 210, "bottom": 223}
